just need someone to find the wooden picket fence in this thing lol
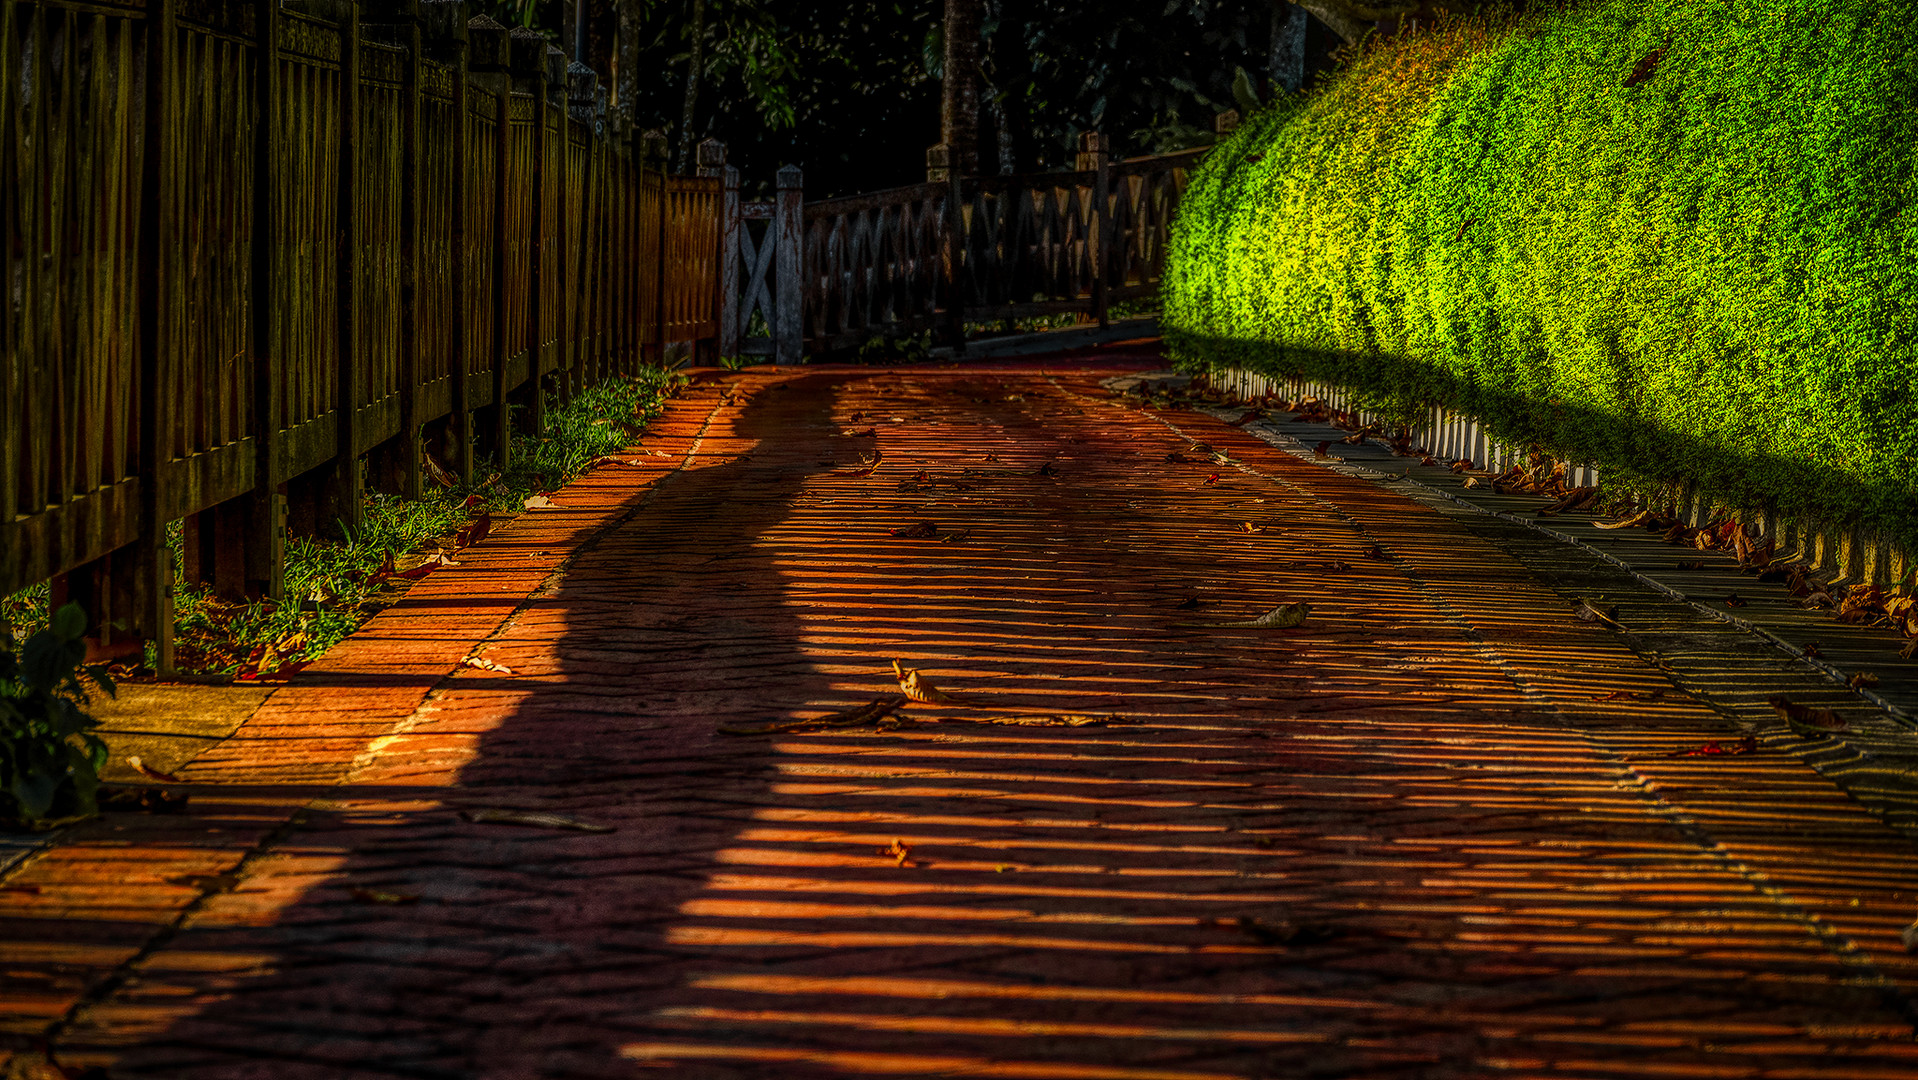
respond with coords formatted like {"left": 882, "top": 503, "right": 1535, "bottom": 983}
{"left": 1, "top": 0, "right": 723, "bottom": 661}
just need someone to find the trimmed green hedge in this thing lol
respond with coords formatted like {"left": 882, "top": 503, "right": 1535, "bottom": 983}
{"left": 1164, "top": 1, "right": 1918, "bottom": 543}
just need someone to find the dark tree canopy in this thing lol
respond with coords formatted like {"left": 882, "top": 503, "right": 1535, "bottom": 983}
{"left": 581, "top": 0, "right": 1343, "bottom": 198}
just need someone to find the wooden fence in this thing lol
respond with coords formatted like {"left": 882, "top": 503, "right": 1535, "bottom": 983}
{"left": 1, "top": 0, "right": 723, "bottom": 662}
{"left": 784, "top": 135, "right": 1203, "bottom": 357}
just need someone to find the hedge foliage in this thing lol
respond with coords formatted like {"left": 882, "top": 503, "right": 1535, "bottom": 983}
{"left": 1164, "top": 0, "right": 1918, "bottom": 542}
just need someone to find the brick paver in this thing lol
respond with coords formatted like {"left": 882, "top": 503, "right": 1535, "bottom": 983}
{"left": 6, "top": 357, "right": 1918, "bottom": 1079}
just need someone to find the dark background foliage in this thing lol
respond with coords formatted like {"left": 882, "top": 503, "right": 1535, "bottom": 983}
{"left": 520, "top": 0, "right": 1345, "bottom": 198}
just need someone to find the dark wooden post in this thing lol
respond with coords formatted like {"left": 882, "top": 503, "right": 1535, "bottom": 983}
{"left": 1077, "top": 131, "right": 1111, "bottom": 329}
{"left": 647, "top": 131, "right": 669, "bottom": 366}
{"left": 773, "top": 164, "right": 802, "bottom": 366}
{"left": 132, "top": 0, "right": 181, "bottom": 668}
{"left": 467, "top": 16, "right": 510, "bottom": 462}
{"left": 427, "top": 0, "right": 472, "bottom": 480}
{"left": 374, "top": 0, "right": 425, "bottom": 499}
{"left": 696, "top": 139, "right": 725, "bottom": 365}
{"left": 509, "top": 30, "right": 551, "bottom": 435}
{"left": 931, "top": 144, "right": 965, "bottom": 354}
{"left": 333, "top": 0, "right": 365, "bottom": 535}
{"left": 248, "top": 0, "right": 287, "bottom": 604}
{"left": 718, "top": 163, "right": 740, "bottom": 359}
{"left": 566, "top": 59, "right": 597, "bottom": 391}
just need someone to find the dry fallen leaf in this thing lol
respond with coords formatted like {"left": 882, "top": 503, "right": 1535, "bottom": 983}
{"left": 1850, "top": 672, "right": 1880, "bottom": 689}
{"left": 1203, "top": 473, "right": 1222, "bottom": 485}
{"left": 1313, "top": 441, "right": 1333, "bottom": 461}
{"left": 1622, "top": 40, "right": 1668, "bottom": 88}
{"left": 1573, "top": 599, "right": 1621, "bottom": 627}
{"left": 931, "top": 714, "right": 1118, "bottom": 727}
{"left": 463, "top": 656, "right": 514, "bottom": 675}
{"left": 882, "top": 838, "right": 921, "bottom": 867}
{"left": 1767, "top": 695, "right": 1849, "bottom": 738}
{"left": 351, "top": 886, "right": 420, "bottom": 905}
{"left": 893, "top": 659, "right": 957, "bottom": 703}
{"left": 126, "top": 756, "right": 183, "bottom": 784}
{"left": 459, "top": 808, "right": 615, "bottom": 833}
{"left": 888, "top": 521, "right": 940, "bottom": 539}
{"left": 1596, "top": 510, "right": 1654, "bottom": 530}
{"left": 523, "top": 494, "right": 558, "bottom": 509}
{"left": 1241, "top": 522, "right": 1260, "bottom": 534}
{"left": 1362, "top": 542, "right": 1388, "bottom": 561}
{"left": 1665, "top": 735, "right": 1758, "bottom": 758}
{"left": 1724, "top": 594, "right": 1747, "bottom": 608}
{"left": 421, "top": 452, "right": 459, "bottom": 488}
{"left": 1190, "top": 602, "right": 1310, "bottom": 629}
{"left": 1804, "top": 642, "right": 1825, "bottom": 659}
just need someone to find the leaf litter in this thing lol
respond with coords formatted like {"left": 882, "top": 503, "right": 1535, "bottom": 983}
{"left": 1176, "top": 602, "right": 1310, "bottom": 629}
{"left": 1767, "top": 695, "right": 1849, "bottom": 738}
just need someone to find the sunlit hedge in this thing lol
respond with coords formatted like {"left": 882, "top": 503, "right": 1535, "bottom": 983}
{"left": 1164, "top": 1, "right": 1918, "bottom": 540}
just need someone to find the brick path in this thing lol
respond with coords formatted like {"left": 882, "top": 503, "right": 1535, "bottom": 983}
{"left": 7, "top": 358, "right": 1918, "bottom": 1079}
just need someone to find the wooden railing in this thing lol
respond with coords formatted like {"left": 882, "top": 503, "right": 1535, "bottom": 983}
{"left": 777, "top": 137, "right": 1203, "bottom": 356}
{"left": 1, "top": 0, "right": 723, "bottom": 661}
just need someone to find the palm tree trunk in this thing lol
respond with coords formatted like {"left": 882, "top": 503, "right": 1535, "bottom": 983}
{"left": 940, "top": 0, "right": 982, "bottom": 175}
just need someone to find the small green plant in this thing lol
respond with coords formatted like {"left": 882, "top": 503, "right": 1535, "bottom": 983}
{"left": 1, "top": 603, "right": 113, "bottom": 827}
{"left": 720, "top": 356, "right": 755, "bottom": 371}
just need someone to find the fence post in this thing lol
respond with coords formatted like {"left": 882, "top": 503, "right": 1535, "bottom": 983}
{"left": 428, "top": 2, "right": 473, "bottom": 481}
{"left": 719, "top": 163, "right": 741, "bottom": 360}
{"left": 695, "top": 137, "right": 725, "bottom": 178}
{"left": 696, "top": 139, "right": 726, "bottom": 363}
{"left": 649, "top": 132, "right": 669, "bottom": 366}
{"left": 774, "top": 164, "right": 803, "bottom": 365}
{"left": 567, "top": 60, "right": 598, "bottom": 392}
{"left": 128, "top": 0, "right": 180, "bottom": 668}
{"left": 467, "top": 16, "right": 511, "bottom": 463}
{"left": 508, "top": 28, "right": 542, "bottom": 440}
{"left": 248, "top": 0, "right": 287, "bottom": 606}
{"left": 929, "top": 144, "right": 966, "bottom": 354}
{"left": 333, "top": 0, "right": 364, "bottom": 536}
{"left": 1077, "top": 131, "right": 1112, "bottom": 329}
{"left": 381, "top": 0, "right": 425, "bottom": 500}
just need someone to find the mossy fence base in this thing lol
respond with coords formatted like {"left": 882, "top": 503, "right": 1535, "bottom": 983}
{"left": 1207, "top": 367, "right": 1913, "bottom": 589}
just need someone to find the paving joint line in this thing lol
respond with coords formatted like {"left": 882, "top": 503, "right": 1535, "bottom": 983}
{"left": 1052, "top": 374, "right": 1918, "bottom": 1018}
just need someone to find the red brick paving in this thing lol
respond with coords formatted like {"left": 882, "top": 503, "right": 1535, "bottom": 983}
{"left": 6, "top": 358, "right": 1918, "bottom": 1079}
